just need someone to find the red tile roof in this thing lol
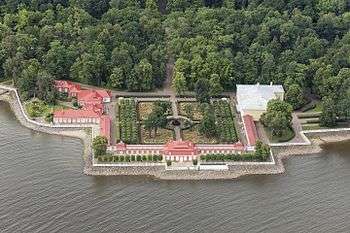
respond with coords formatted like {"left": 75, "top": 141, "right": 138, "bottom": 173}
{"left": 95, "top": 90, "right": 111, "bottom": 99}
{"left": 100, "top": 115, "right": 111, "bottom": 145}
{"left": 243, "top": 115, "right": 258, "bottom": 146}
{"left": 77, "top": 90, "right": 103, "bottom": 104}
{"left": 54, "top": 80, "right": 81, "bottom": 92}
{"left": 163, "top": 141, "right": 199, "bottom": 156}
{"left": 84, "top": 103, "right": 103, "bottom": 115}
{"left": 54, "top": 109, "right": 101, "bottom": 118}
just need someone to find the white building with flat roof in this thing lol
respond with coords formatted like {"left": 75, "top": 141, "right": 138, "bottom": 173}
{"left": 236, "top": 83, "right": 285, "bottom": 121}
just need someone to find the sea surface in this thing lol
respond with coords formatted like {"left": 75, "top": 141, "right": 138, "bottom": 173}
{"left": 1, "top": 101, "right": 350, "bottom": 233}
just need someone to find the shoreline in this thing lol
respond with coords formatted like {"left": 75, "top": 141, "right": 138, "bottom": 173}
{"left": 1, "top": 89, "right": 350, "bottom": 180}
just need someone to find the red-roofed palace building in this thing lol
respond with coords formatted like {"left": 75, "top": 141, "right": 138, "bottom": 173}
{"left": 242, "top": 114, "right": 258, "bottom": 147}
{"left": 54, "top": 80, "right": 81, "bottom": 98}
{"left": 163, "top": 141, "right": 199, "bottom": 161}
{"left": 53, "top": 109, "right": 101, "bottom": 124}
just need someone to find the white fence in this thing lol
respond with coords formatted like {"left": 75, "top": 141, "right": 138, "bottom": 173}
{"left": 199, "top": 164, "right": 229, "bottom": 171}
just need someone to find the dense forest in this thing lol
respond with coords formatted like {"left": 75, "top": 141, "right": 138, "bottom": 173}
{"left": 0, "top": 0, "right": 349, "bottom": 124}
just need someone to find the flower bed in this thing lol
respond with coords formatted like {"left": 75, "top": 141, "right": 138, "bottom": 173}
{"left": 119, "top": 98, "right": 139, "bottom": 144}
{"left": 182, "top": 124, "right": 218, "bottom": 144}
{"left": 212, "top": 100, "right": 238, "bottom": 143}
{"left": 178, "top": 102, "right": 203, "bottom": 121}
{"left": 140, "top": 126, "right": 174, "bottom": 144}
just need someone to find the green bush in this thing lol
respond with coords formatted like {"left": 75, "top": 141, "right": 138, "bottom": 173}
{"left": 193, "top": 159, "right": 198, "bottom": 165}
{"left": 125, "top": 155, "right": 131, "bottom": 162}
{"left": 136, "top": 155, "right": 142, "bottom": 161}
{"left": 142, "top": 155, "right": 147, "bottom": 161}
{"left": 26, "top": 100, "right": 48, "bottom": 118}
{"left": 131, "top": 155, "right": 136, "bottom": 161}
{"left": 45, "top": 112, "right": 53, "bottom": 123}
{"left": 166, "top": 160, "right": 172, "bottom": 166}
{"left": 199, "top": 150, "right": 270, "bottom": 162}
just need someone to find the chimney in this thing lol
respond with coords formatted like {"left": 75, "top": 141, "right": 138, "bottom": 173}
{"left": 270, "top": 82, "right": 273, "bottom": 86}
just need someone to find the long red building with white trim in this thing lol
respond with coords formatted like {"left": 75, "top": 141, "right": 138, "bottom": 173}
{"left": 53, "top": 80, "right": 112, "bottom": 144}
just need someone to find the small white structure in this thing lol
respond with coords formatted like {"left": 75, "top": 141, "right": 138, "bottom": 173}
{"left": 236, "top": 83, "right": 284, "bottom": 121}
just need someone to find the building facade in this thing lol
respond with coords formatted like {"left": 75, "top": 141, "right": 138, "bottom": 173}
{"left": 236, "top": 83, "right": 285, "bottom": 121}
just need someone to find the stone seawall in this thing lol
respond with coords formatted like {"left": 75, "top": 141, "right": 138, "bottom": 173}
{"left": 2, "top": 87, "right": 350, "bottom": 180}
{"left": 84, "top": 165, "right": 165, "bottom": 177}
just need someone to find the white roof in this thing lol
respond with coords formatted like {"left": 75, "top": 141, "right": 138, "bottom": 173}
{"left": 236, "top": 84, "right": 284, "bottom": 111}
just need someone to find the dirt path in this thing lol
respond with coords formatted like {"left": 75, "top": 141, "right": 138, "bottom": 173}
{"left": 164, "top": 56, "right": 175, "bottom": 93}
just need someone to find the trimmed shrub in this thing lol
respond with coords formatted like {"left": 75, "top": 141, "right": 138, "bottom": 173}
{"left": 306, "top": 119, "right": 320, "bottom": 124}
{"left": 136, "top": 155, "right": 142, "bottom": 161}
{"left": 119, "top": 98, "right": 139, "bottom": 144}
{"left": 212, "top": 100, "right": 238, "bottom": 143}
{"left": 297, "top": 112, "right": 321, "bottom": 119}
{"left": 193, "top": 159, "right": 198, "bottom": 165}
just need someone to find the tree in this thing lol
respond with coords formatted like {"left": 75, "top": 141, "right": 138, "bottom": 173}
{"left": 35, "top": 71, "right": 56, "bottom": 104}
{"left": 144, "top": 101, "right": 169, "bottom": 137}
{"left": 44, "top": 40, "right": 74, "bottom": 80}
{"left": 108, "top": 67, "right": 124, "bottom": 89}
{"left": 209, "top": 73, "right": 223, "bottom": 96}
{"left": 167, "top": 0, "right": 190, "bottom": 11}
{"left": 261, "top": 100, "right": 293, "bottom": 137}
{"left": 172, "top": 71, "right": 187, "bottom": 94}
{"left": 285, "top": 84, "right": 305, "bottom": 110}
{"left": 320, "top": 96, "right": 337, "bottom": 127}
{"left": 92, "top": 136, "right": 108, "bottom": 157}
{"left": 135, "top": 58, "right": 153, "bottom": 91}
{"left": 255, "top": 140, "right": 270, "bottom": 161}
{"left": 199, "top": 104, "right": 217, "bottom": 138}
{"left": 195, "top": 78, "right": 210, "bottom": 103}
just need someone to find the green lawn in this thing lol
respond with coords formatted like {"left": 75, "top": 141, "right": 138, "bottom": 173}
{"left": 25, "top": 100, "right": 68, "bottom": 119}
{"left": 265, "top": 127, "right": 295, "bottom": 143}
{"left": 305, "top": 102, "right": 322, "bottom": 113}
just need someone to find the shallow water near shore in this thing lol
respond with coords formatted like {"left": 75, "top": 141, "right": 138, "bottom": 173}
{"left": 1, "top": 101, "right": 350, "bottom": 233}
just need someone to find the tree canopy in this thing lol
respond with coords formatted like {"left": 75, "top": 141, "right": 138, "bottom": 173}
{"left": 0, "top": 0, "right": 348, "bottom": 114}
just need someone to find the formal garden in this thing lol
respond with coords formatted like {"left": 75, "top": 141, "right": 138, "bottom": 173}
{"left": 117, "top": 98, "right": 175, "bottom": 144}
{"left": 180, "top": 99, "right": 238, "bottom": 144}
{"left": 117, "top": 97, "right": 239, "bottom": 145}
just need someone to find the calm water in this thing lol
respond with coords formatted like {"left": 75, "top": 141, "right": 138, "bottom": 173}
{"left": 1, "top": 101, "right": 350, "bottom": 233}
